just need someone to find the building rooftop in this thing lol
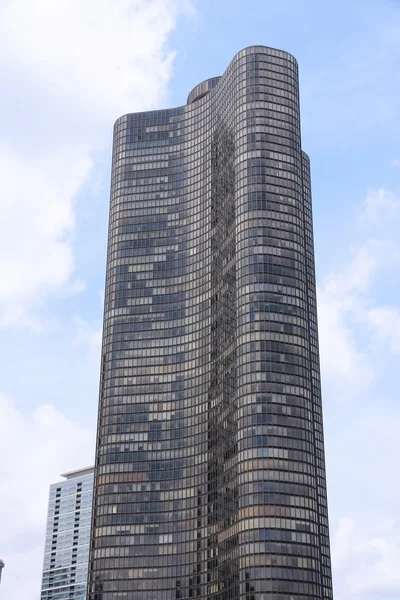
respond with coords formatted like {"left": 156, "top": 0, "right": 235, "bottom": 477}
{"left": 60, "top": 466, "right": 94, "bottom": 480}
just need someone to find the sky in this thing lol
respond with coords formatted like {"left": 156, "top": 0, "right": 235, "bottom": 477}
{"left": 0, "top": 0, "right": 399, "bottom": 598}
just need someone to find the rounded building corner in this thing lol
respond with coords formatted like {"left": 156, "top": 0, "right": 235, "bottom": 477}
{"left": 187, "top": 76, "right": 222, "bottom": 104}
{"left": 231, "top": 44, "right": 298, "bottom": 66}
{"left": 113, "top": 113, "right": 130, "bottom": 129}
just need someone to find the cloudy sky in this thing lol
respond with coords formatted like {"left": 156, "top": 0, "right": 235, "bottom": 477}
{"left": 0, "top": 0, "right": 399, "bottom": 598}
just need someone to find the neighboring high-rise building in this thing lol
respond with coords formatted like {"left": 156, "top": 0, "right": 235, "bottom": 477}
{"left": 88, "top": 46, "right": 333, "bottom": 599}
{"left": 0, "top": 559, "right": 4, "bottom": 584}
{"left": 41, "top": 467, "right": 94, "bottom": 600}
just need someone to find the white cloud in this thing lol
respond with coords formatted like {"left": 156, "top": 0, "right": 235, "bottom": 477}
{"left": 364, "top": 409, "right": 400, "bottom": 443}
{"left": 1, "top": 0, "right": 188, "bottom": 118}
{"left": 366, "top": 306, "right": 400, "bottom": 353}
{"left": 317, "top": 297, "right": 373, "bottom": 397}
{"left": 73, "top": 315, "right": 103, "bottom": 357}
{"left": 331, "top": 517, "right": 355, "bottom": 571}
{"left": 0, "top": 393, "right": 95, "bottom": 600}
{"left": 0, "top": 0, "right": 193, "bottom": 326}
{"left": 358, "top": 187, "right": 400, "bottom": 229}
{"left": 318, "top": 188, "right": 400, "bottom": 401}
{"left": 317, "top": 246, "right": 376, "bottom": 399}
{"left": 332, "top": 517, "right": 400, "bottom": 599}
{"left": 320, "top": 244, "right": 377, "bottom": 298}
{"left": 0, "top": 147, "right": 91, "bottom": 327}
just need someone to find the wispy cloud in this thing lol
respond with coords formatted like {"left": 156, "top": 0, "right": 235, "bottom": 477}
{"left": 357, "top": 187, "right": 400, "bottom": 229}
{"left": 73, "top": 315, "right": 102, "bottom": 357}
{"left": 301, "top": 12, "right": 400, "bottom": 150}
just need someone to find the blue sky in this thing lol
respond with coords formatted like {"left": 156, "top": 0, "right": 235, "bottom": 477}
{"left": 0, "top": 0, "right": 399, "bottom": 598}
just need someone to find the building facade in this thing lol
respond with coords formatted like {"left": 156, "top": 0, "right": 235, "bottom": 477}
{"left": 41, "top": 467, "right": 94, "bottom": 600}
{"left": 88, "top": 46, "right": 333, "bottom": 599}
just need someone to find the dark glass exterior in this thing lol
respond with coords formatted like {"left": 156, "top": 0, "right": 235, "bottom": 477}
{"left": 88, "top": 46, "right": 333, "bottom": 600}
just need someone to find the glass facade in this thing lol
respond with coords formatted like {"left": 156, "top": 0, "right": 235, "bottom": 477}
{"left": 41, "top": 467, "right": 94, "bottom": 600}
{"left": 88, "top": 46, "right": 333, "bottom": 599}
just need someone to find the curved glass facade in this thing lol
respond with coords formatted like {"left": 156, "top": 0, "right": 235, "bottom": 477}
{"left": 88, "top": 46, "right": 333, "bottom": 600}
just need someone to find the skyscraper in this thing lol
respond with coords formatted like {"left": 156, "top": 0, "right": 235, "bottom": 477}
{"left": 89, "top": 46, "right": 333, "bottom": 599}
{"left": 0, "top": 559, "right": 4, "bottom": 584}
{"left": 41, "top": 467, "right": 94, "bottom": 600}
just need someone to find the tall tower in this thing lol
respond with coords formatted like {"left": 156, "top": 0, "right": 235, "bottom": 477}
{"left": 41, "top": 467, "right": 94, "bottom": 600}
{"left": 0, "top": 559, "right": 4, "bottom": 584}
{"left": 89, "top": 46, "right": 333, "bottom": 599}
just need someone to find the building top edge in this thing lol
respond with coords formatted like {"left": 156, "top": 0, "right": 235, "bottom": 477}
{"left": 113, "top": 45, "right": 297, "bottom": 125}
{"left": 232, "top": 44, "right": 297, "bottom": 64}
{"left": 186, "top": 76, "right": 221, "bottom": 105}
{"left": 60, "top": 466, "right": 94, "bottom": 480}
